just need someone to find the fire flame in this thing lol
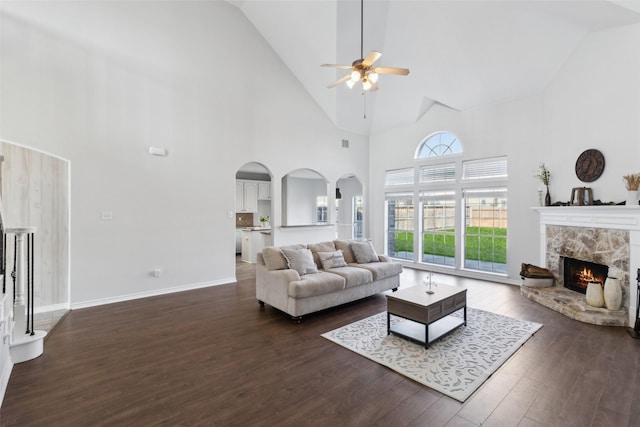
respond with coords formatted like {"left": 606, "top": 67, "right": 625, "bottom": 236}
{"left": 579, "top": 267, "right": 595, "bottom": 283}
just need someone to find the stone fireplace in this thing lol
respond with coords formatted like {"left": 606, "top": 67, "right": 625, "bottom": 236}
{"left": 563, "top": 257, "right": 609, "bottom": 294}
{"left": 522, "top": 206, "right": 640, "bottom": 326}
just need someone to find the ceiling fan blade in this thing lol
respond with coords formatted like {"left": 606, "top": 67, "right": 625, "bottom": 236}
{"left": 327, "top": 74, "right": 351, "bottom": 88}
{"left": 372, "top": 66, "right": 410, "bottom": 76}
{"left": 321, "top": 64, "right": 354, "bottom": 70}
{"left": 362, "top": 51, "right": 382, "bottom": 67}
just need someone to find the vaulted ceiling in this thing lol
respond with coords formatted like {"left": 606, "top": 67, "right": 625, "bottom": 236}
{"left": 3, "top": 1, "right": 639, "bottom": 137}
{"left": 230, "top": 0, "right": 640, "bottom": 135}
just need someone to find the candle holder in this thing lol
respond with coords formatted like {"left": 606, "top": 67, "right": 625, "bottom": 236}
{"left": 423, "top": 271, "right": 437, "bottom": 294}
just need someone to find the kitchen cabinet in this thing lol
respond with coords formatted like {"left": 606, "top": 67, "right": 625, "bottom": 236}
{"left": 258, "top": 182, "right": 271, "bottom": 200}
{"left": 241, "top": 228, "right": 267, "bottom": 263}
{"left": 261, "top": 231, "right": 272, "bottom": 248}
{"left": 235, "top": 229, "right": 242, "bottom": 254}
{"left": 236, "top": 180, "right": 258, "bottom": 213}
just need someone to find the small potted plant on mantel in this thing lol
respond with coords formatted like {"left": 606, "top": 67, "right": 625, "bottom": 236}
{"left": 259, "top": 216, "right": 270, "bottom": 228}
{"left": 535, "top": 163, "right": 552, "bottom": 206}
{"left": 623, "top": 173, "right": 640, "bottom": 206}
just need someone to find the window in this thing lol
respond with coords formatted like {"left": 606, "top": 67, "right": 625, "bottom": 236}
{"left": 386, "top": 193, "right": 414, "bottom": 260}
{"left": 463, "top": 188, "right": 507, "bottom": 273}
{"left": 420, "top": 191, "right": 456, "bottom": 266}
{"left": 353, "top": 196, "right": 363, "bottom": 239}
{"left": 316, "top": 196, "right": 328, "bottom": 224}
{"left": 416, "top": 132, "right": 462, "bottom": 159}
{"left": 387, "top": 132, "right": 508, "bottom": 277}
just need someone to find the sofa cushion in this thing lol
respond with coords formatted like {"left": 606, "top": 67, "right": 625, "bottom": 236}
{"left": 262, "top": 244, "right": 305, "bottom": 270}
{"left": 317, "top": 250, "right": 347, "bottom": 269}
{"left": 288, "top": 271, "right": 345, "bottom": 298}
{"left": 307, "top": 241, "right": 337, "bottom": 268}
{"left": 282, "top": 248, "right": 318, "bottom": 275}
{"left": 323, "top": 266, "right": 373, "bottom": 288}
{"left": 350, "top": 240, "right": 380, "bottom": 264}
{"left": 334, "top": 239, "right": 358, "bottom": 264}
{"left": 353, "top": 261, "right": 403, "bottom": 281}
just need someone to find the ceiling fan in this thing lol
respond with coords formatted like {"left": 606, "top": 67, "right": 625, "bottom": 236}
{"left": 322, "top": 0, "right": 409, "bottom": 92}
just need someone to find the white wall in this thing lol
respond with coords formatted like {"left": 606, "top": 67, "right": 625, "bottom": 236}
{"left": 369, "top": 23, "right": 640, "bottom": 283}
{"left": 0, "top": 1, "right": 368, "bottom": 307}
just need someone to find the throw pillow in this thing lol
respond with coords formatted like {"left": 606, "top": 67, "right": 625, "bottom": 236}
{"left": 262, "top": 247, "right": 288, "bottom": 270}
{"left": 318, "top": 250, "right": 347, "bottom": 269}
{"left": 349, "top": 240, "right": 380, "bottom": 264}
{"left": 307, "top": 241, "right": 337, "bottom": 269}
{"left": 334, "top": 239, "right": 357, "bottom": 264}
{"left": 281, "top": 248, "right": 318, "bottom": 275}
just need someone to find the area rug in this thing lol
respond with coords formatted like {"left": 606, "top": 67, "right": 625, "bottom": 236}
{"left": 321, "top": 308, "right": 542, "bottom": 402}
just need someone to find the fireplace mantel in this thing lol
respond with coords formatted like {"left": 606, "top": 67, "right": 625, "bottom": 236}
{"left": 530, "top": 206, "right": 640, "bottom": 326}
{"left": 533, "top": 205, "right": 640, "bottom": 229}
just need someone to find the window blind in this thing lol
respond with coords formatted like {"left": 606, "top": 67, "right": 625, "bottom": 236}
{"left": 385, "top": 192, "right": 414, "bottom": 202}
{"left": 385, "top": 168, "right": 414, "bottom": 186}
{"left": 419, "top": 163, "right": 455, "bottom": 183}
{"left": 462, "top": 188, "right": 507, "bottom": 199}
{"left": 419, "top": 190, "right": 456, "bottom": 201}
{"left": 462, "top": 156, "right": 507, "bottom": 180}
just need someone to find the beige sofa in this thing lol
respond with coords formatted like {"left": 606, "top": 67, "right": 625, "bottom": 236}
{"left": 256, "top": 239, "right": 402, "bottom": 322}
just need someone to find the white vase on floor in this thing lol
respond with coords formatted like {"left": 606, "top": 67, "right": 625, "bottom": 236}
{"left": 604, "top": 276, "right": 622, "bottom": 310}
{"left": 585, "top": 282, "right": 604, "bottom": 308}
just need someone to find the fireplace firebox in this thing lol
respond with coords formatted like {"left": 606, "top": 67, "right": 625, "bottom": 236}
{"left": 563, "top": 257, "right": 609, "bottom": 294}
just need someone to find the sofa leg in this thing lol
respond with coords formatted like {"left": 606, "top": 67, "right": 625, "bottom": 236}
{"left": 258, "top": 300, "right": 265, "bottom": 307}
{"left": 291, "top": 316, "right": 302, "bottom": 324}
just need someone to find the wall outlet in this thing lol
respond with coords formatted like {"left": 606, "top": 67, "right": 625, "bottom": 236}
{"left": 153, "top": 269, "right": 162, "bottom": 278}
{"left": 101, "top": 211, "right": 113, "bottom": 221}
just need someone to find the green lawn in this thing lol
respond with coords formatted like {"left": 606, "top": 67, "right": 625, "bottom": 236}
{"left": 391, "top": 228, "right": 506, "bottom": 263}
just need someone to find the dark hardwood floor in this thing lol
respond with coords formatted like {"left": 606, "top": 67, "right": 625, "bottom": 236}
{"left": 1, "top": 259, "right": 639, "bottom": 426}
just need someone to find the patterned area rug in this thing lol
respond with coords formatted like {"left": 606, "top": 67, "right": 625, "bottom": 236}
{"left": 321, "top": 308, "right": 542, "bottom": 402}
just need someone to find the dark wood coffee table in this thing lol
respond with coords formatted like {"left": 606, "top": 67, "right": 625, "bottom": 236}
{"left": 386, "top": 284, "right": 467, "bottom": 348}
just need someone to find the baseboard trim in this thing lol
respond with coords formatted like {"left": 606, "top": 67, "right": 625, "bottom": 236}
{"left": 70, "top": 278, "right": 235, "bottom": 310}
{"left": 35, "top": 303, "right": 70, "bottom": 314}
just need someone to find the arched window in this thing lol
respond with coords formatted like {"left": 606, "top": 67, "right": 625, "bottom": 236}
{"left": 387, "top": 132, "right": 508, "bottom": 275}
{"left": 415, "top": 132, "right": 462, "bottom": 159}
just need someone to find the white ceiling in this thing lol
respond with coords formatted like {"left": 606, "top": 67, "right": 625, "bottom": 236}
{"left": 230, "top": 0, "right": 640, "bottom": 135}
{"left": 3, "top": 0, "right": 639, "bottom": 137}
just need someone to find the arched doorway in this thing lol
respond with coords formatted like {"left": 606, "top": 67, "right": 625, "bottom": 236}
{"left": 235, "top": 162, "right": 272, "bottom": 265}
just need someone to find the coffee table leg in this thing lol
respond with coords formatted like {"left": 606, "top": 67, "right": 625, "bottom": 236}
{"left": 425, "top": 324, "right": 429, "bottom": 349}
{"left": 464, "top": 305, "right": 467, "bottom": 326}
{"left": 387, "top": 312, "right": 390, "bottom": 335}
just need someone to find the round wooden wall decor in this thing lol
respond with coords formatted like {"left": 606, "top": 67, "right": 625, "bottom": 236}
{"left": 575, "top": 149, "right": 605, "bottom": 182}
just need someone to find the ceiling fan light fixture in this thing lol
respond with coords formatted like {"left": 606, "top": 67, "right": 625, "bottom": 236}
{"left": 321, "top": 0, "right": 408, "bottom": 93}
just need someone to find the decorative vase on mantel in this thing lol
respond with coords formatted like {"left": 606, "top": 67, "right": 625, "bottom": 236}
{"left": 604, "top": 276, "right": 622, "bottom": 311}
{"left": 544, "top": 185, "right": 551, "bottom": 206}
{"left": 626, "top": 190, "right": 639, "bottom": 207}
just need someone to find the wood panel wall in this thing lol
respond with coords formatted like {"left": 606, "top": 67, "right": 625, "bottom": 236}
{"left": 0, "top": 142, "right": 69, "bottom": 309}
